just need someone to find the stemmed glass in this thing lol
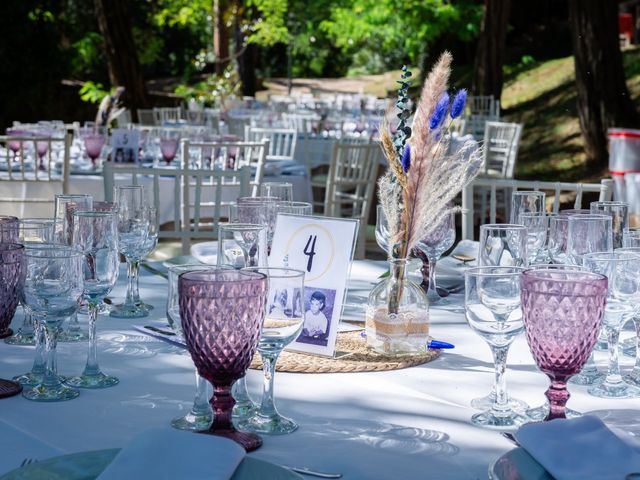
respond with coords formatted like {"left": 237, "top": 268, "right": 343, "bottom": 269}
{"left": 159, "top": 130, "right": 180, "bottom": 165}
{"left": 236, "top": 196, "right": 278, "bottom": 250}
{"left": 83, "top": 128, "right": 106, "bottom": 168}
{"left": 166, "top": 263, "right": 217, "bottom": 431}
{"left": 109, "top": 186, "right": 150, "bottom": 318}
{"left": 517, "top": 213, "right": 547, "bottom": 265}
{"left": 178, "top": 269, "right": 269, "bottom": 451}
{"left": 583, "top": 251, "right": 640, "bottom": 398}
{"left": 414, "top": 213, "right": 455, "bottom": 304}
{"left": 34, "top": 134, "right": 49, "bottom": 171}
{"left": 510, "top": 191, "right": 545, "bottom": 224}
{"left": 217, "top": 222, "right": 268, "bottom": 422}
{"left": 478, "top": 224, "right": 528, "bottom": 268}
{"left": 276, "top": 201, "right": 313, "bottom": 216}
{"left": 375, "top": 205, "right": 390, "bottom": 254}
{"left": 464, "top": 266, "right": 527, "bottom": 429}
{"left": 136, "top": 205, "right": 158, "bottom": 312}
{"left": 521, "top": 267, "right": 608, "bottom": 420}
{"left": 21, "top": 245, "right": 84, "bottom": 401}
{"left": 238, "top": 267, "right": 305, "bottom": 434}
{"left": 566, "top": 213, "right": 612, "bottom": 385}
{"left": 54, "top": 194, "right": 93, "bottom": 342}
{"left": 66, "top": 211, "right": 120, "bottom": 389}
{"left": 260, "top": 182, "right": 293, "bottom": 201}
{"left": 617, "top": 246, "right": 640, "bottom": 388}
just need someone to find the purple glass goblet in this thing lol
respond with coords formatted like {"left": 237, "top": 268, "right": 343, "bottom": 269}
{"left": 160, "top": 138, "right": 179, "bottom": 165}
{"left": 179, "top": 269, "right": 268, "bottom": 452}
{"left": 0, "top": 216, "right": 19, "bottom": 243}
{"left": 521, "top": 268, "right": 607, "bottom": 421}
{"left": 0, "top": 243, "right": 26, "bottom": 339}
{"left": 84, "top": 134, "right": 105, "bottom": 168}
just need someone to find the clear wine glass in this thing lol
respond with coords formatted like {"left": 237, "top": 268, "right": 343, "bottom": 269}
{"left": 230, "top": 202, "right": 276, "bottom": 251}
{"left": 66, "top": 211, "right": 120, "bottom": 389}
{"left": 478, "top": 224, "right": 528, "bottom": 267}
{"left": 178, "top": 269, "right": 269, "bottom": 451}
{"left": 584, "top": 251, "right": 640, "bottom": 398}
{"left": 590, "top": 201, "right": 629, "bottom": 249}
{"left": 415, "top": 213, "right": 455, "bottom": 305}
{"left": 464, "top": 266, "right": 527, "bottom": 429}
{"left": 548, "top": 216, "right": 569, "bottom": 264}
{"left": 521, "top": 267, "right": 607, "bottom": 420}
{"left": 109, "top": 186, "right": 150, "bottom": 319}
{"left": 617, "top": 246, "right": 640, "bottom": 388}
{"left": 21, "top": 245, "right": 84, "bottom": 401}
{"left": 260, "top": 182, "right": 293, "bottom": 202}
{"left": 375, "top": 205, "right": 390, "bottom": 254}
{"left": 238, "top": 267, "right": 305, "bottom": 434}
{"left": 54, "top": 194, "right": 93, "bottom": 343}
{"left": 517, "top": 213, "right": 547, "bottom": 265}
{"left": 137, "top": 205, "right": 159, "bottom": 312}
{"left": 276, "top": 201, "right": 313, "bottom": 216}
{"left": 166, "top": 263, "right": 219, "bottom": 431}
{"left": 510, "top": 191, "right": 545, "bottom": 224}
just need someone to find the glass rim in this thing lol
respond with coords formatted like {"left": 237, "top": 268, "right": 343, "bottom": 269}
{"left": 277, "top": 201, "right": 312, "bottom": 207}
{"left": 168, "top": 263, "right": 221, "bottom": 273}
{"left": 522, "top": 268, "right": 607, "bottom": 284}
{"left": 0, "top": 243, "right": 25, "bottom": 253}
{"left": 23, "top": 245, "right": 82, "bottom": 258}
{"left": 567, "top": 213, "right": 611, "bottom": 220}
{"left": 72, "top": 210, "right": 117, "bottom": 218}
{"left": 179, "top": 268, "right": 267, "bottom": 284}
{"left": 616, "top": 246, "right": 640, "bottom": 253}
{"left": 237, "top": 196, "right": 278, "bottom": 203}
{"left": 590, "top": 201, "right": 630, "bottom": 208}
{"left": 54, "top": 194, "right": 92, "bottom": 200}
{"left": 262, "top": 181, "right": 293, "bottom": 187}
{"left": 242, "top": 266, "right": 305, "bottom": 279}
{"left": 583, "top": 250, "right": 640, "bottom": 260}
{"left": 219, "top": 222, "right": 266, "bottom": 231}
{"left": 479, "top": 223, "right": 527, "bottom": 231}
{"left": 465, "top": 266, "right": 526, "bottom": 277}
{"left": 18, "top": 218, "right": 62, "bottom": 225}
{"left": 512, "top": 190, "right": 545, "bottom": 196}
{"left": 559, "top": 209, "right": 591, "bottom": 216}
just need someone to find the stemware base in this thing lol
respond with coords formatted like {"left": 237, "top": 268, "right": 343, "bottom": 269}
{"left": 57, "top": 330, "right": 89, "bottom": 343}
{"left": 588, "top": 380, "right": 640, "bottom": 399}
{"left": 525, "top": 403, "right": 581, "bottom": 421}
{"left": 569, "top": 370, "right": 604, "bottom": 386}
{"left": 199, "top": 428, "right": 262, "bottom": 452}
{"left": 13, "top": 372, "right": 65, "bottom": 387}
{"left": 0, "top": 328, "right": 13, "bottom": 339}
{"left": 624, "top": 370, "right": 640, "bottom": 387}
{"left": 622, "top": 337, "right": 636, "bottom": 357}
{"left": 0, "top": 378, "right": 22, "bottom": 399}
{"left": 65, "top": 372, "right": 119, "bottom": 389}
{"left": 4, "top": 332, "right": 35, "bottom": 346}
{"left": 171, "top": 411, "right": 213, "bottom": 431}
{"left": 427, "top": 292, "right": 449, "bottom": 306}
{"left": 238, "top": 413, "right": 298, "bottom": 435}
{"left": 23, "top": 383, "right": 79, "bottom": 402}
{"left": 471, "top": 409, "right": 527, "bottom": 430}
{"left": 232, "top": 401, "right": 258, "bottom": 421}
{"left": 470, "top": 393, "right": 528, "bottom": 411}
{"left": 109, "top": 303, "right": 149, "bottom": 319}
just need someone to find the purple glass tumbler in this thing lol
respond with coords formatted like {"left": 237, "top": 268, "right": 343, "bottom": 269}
{"left": 0, "top": 243, "right": 26, "bottom": 339}
{"left": 521, "top": 268, "right": 607, "bottom": 421}
{"left": 179, "top": 269, "right": 268, "bottom": 452}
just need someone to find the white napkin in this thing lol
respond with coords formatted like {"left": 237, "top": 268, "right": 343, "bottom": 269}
{"left": 436, "top": 240, "right": 478, "bottom": 277}
{"left": 97, "top": 428, "right": 246, "bottom": 480}
{"left": 514, "top": 415, "right": 640, "bottom": 480}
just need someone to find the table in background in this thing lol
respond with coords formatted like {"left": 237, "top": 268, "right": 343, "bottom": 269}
{"left": 0, "top": 260, "right": 638, "bottom": 479}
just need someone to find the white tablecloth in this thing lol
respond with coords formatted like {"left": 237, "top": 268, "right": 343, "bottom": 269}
{"left": 0, "top": 260, "right": 638, "bottom": 478}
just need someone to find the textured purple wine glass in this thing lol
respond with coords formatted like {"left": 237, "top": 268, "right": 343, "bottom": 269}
{"left": 179, "top": 269, "right": 268, "bottom": 452}
{"left": 0, "top": 243, "right": 26, "bottom": 339}
{"left": 0, "top": 216, "right": 19, "bottom": 243}
{"left": 521, "top": 268, "right": 607, "bottom": 421}
{"left": 160, "top": 138, "right": 179, "bottom": 164}
{"left": 84, "top": 134, "right": 105, "bottom": 166}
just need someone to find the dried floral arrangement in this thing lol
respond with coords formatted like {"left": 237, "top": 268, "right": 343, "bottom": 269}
{"left": 379, "top": 52, "right": 483, "bottom": 264}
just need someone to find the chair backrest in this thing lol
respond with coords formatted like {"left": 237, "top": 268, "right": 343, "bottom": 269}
{"left": 153, "top": 107, "right": 182, "bottom": 125}
{"left": 225, "top": 115, "right": 252, "bottom": 138}
{"left": 324, "top": 141, "right": 382, "bottom": 258}
{"left": 461, "top": 178, "right": 615, "bottom": 240}
{"left": 181, "top": 139, "right": 268, "bottom": 196}
{"left": 203, "top": 108, "right": 221, "bottom": 132}
{"left": 184, "top": 110, "right": 205, "bottom": 126}
{"left": 244, "top": 126, "right": 297, "bottom": 162}
{"left": 137, "top": 109, "right": 156, "bottom": 126}
{"left": 482, "top": 121, "right": 523, "bottom": 179}
{"left": 467, "top": 95, "right": 500, "bottom": 118}
{"left": 0, "top": 133, "right": 72, "bottom": 216}
{"left": 282, "top": 112, "right": 320, "bottom": 133}
{"left": 103, "top": 162, "right": 251, "bottom": 254}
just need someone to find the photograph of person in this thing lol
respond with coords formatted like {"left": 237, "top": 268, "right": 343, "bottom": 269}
{"left": 297, "top": 287, "right": 336, "bottom": 347}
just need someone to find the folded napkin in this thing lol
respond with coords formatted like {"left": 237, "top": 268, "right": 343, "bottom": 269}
{"left": 436, "top": 240, "right": 478, "bottom": 277}
{"left": 514, "top": 415, "right": 640, "bottom": 480}
{"left": 97, "top": 428, "right": 245, "bottom": 480}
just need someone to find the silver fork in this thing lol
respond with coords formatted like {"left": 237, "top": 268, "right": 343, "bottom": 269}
{"left": 282, "top": 465, "right": 343, "bottom": 478}
{"left": 19, "top": 458, "right": 36, "bottom": 467}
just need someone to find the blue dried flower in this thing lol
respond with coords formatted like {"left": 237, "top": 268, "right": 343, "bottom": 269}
{"left": 429, "top": 93, "right": 450, "bottom": 130}
{"left": 450, "top": 89, "right": 467, "bottom": 119}
{"left": 401, "top": 144, "right": 411, "bottom": 173}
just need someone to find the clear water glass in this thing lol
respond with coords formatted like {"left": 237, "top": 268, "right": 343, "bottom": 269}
{"left": 623, "top": 227, "right": 640, "bottom": 247}
{"left": 167, "top": 263, "right": 217, "bottom": 431}
{"left": 66, "top": 211, "right": 120, "bottom": 389}
{"left": 276, "top": 201, "right": 312, "bottom": 216}
{"left": 521, "top": 268, "right": 607, "bottom": 420}
{"left": 136, "top": 205, "right": 159, "bottom": 312}
{"left": 110, "top": 186, "right": 150, "bottom": 319}
{"left": 617, "top": 246, "right": 640, "bottom": 388}
{"left": 548, "top": 216, "right": 569, "bottom": 264}
{"left": 416, "top": 213, "right": 455, "bottom": 304}
{"left": 510, "top": 191, "right": 545, "bottom": 224}
{"left": 590, "top": 201, "right": 629, "bottom": 249}
{"left": 478, "top": 224, "right": 528, "bottom": 267}
{"left": 376, "top": 205, "right": 390, "bottom": 254}
{"left": 21, "top": 246, "right": 84, "bottom": 401}
{"left": 464, "top": 266, "right": 527, "bottom": 430}
{"left": 230, "top": 202, "right": 276, "bottom": 250}
{"left": 584, "top": 251, "right": 640, "bottom": 398}
{"left": 517, "top": 213, "right": 547, "bottom": 264}
{"left": 238, "top": 267, "right": 305, "bottom": 435}
{"left": 260, "top": 182, "right": 293, "bottom": 201}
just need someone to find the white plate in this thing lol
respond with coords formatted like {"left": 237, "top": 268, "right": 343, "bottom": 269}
{"left": 0, "top": 449, "right": 302, "bottom": 480}
{"left": 191, "top": 241, "right": 218, "bottom": 265}
{"left": 161, "top": 255, "right": 202, "bottom": 269}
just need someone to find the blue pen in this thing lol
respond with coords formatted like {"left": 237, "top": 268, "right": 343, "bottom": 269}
{"left": 359, "top": 331, "right": 454, "bottom": 349}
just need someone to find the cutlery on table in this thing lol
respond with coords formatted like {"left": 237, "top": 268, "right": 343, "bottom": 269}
{"left": 282, "top": 465, "right": 343, "bottom": 478}
{"left": 451, "top": 253, "right": 475, "bottom": 264}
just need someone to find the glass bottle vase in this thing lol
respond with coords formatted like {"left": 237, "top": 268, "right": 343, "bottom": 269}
{"left": 365, "top": 259, "right": 430, "bottom": 355}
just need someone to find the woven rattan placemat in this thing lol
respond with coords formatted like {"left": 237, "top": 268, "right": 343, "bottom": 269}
{"left": 249, "top": 330, "right": 441, "bottom": 373}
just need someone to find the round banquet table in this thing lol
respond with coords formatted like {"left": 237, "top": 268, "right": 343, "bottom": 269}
{"left": 0, "top": 259, "right": 638, "bottom": 478}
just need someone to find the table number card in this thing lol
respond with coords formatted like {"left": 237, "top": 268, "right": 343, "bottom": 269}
{"left": 269, "top": 214, "right": 359, "bottom": 357}
{"left": 110, "top": 129, "right": 139, "bottom": 164}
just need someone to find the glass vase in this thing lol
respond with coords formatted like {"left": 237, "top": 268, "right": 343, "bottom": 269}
{"left": 365, "top": 259, "right": 429, "bottom": 355}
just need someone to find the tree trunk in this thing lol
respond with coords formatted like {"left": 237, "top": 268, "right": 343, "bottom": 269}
{"left": 568, "top": 0, "right": 640, "bottom": 168}
{"left": 94, "top": 0, "right": 149, "bottom": 118}
{"left": 472, "top": 0, "right": 511, "bottom": 100}
{"left": 233, "top": 1, "right": 258, "bottom": 97}
{"left": 213, "top": 0, "right": 231, "bottom": 75}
